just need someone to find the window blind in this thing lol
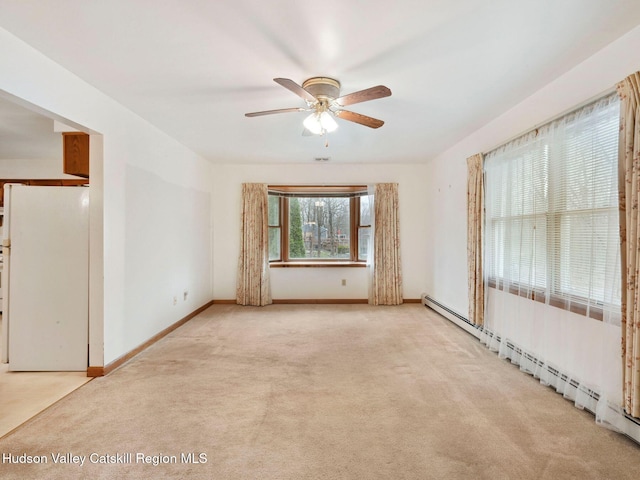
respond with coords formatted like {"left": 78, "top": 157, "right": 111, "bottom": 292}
{"left": 484, "top": 93, "right": 621, "bottom": 321}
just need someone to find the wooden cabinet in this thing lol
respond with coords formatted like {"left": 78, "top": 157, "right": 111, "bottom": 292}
{"left": 63, "top": 132, "right": 90, "bottom": 178}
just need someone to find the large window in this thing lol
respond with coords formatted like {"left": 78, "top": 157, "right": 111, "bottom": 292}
{"left": 268, "top": 186, "right": 370, "bottom": 265}
{"left": 484, "top": 93, "right": 621, "bottom": 321}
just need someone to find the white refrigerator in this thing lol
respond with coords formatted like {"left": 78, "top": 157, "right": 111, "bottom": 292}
{"left": 1, "top": 184, "right": 89, "bottom": 371}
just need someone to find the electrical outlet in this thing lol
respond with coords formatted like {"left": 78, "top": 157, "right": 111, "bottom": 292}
{"left": 341, "top": 279, "right": 347, "bottom": 286}
{"left": 173, "top": 296, "right": 177, "bottom": 306}
{"left": 183, "top": 290, "right": 188, "bottom": 301}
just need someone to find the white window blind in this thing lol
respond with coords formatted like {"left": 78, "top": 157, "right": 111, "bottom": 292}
{"left": 484, "top": 93, "right": 621, "bottom": 322}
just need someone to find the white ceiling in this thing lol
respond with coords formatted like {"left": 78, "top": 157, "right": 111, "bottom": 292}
{"left": 1, "top": 0, "right": 640, "bottom": 164}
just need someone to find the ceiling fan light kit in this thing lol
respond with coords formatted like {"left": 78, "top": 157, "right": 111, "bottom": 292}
{"left": 303, "top": 111, "right": 338, "bottom": 135}
{"left": 245, "top": 76, "right": 391, "bottom": 138}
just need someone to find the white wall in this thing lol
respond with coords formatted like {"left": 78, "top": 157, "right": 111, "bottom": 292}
{"left": 0, "top": 158, "right": 79, "bottom": 179}
{"left": 426, "top": 24, "right": 640, "bottom": 318}
{"left": 212, "top": 163, "right": 428, "bottom": 301}
{"left": 0, "top": 27, "right": 214, "bottom": 365}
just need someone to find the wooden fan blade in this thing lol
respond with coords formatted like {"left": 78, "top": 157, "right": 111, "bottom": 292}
{"left": 245, "top": 107, "right": 306, "bottom": 117}
{"left": 335, "top": 110, "right": 385, "bottom": 128}
{"left": 274, "top": 78, "right": 317, "bottom": 103}
{"left": 334, "top": 85, "right": 391, "bottom": 107}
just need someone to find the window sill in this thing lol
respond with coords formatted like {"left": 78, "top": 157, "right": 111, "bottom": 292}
{"left": 486, "top": 278, "right": 620, "bottom": 322}
{"left": 270, "top": 262, "right": 367, "bottom": 268}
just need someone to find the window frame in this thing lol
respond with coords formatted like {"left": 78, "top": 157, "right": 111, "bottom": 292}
{"left": 268, "top": 185, "right": 369, "bottom": 267}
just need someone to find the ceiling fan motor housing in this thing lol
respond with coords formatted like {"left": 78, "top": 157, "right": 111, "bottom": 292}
{"left": 302, "top": 77, "right": 341, "bottom": 101}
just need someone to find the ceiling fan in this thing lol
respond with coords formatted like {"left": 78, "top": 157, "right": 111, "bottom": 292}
{"left": 245, "top": 77, "right": 391, "bottom": 136}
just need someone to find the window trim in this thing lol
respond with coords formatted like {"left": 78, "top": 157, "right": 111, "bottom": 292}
{"left": 268, "top": 185, "right": 369, "bottom": 267}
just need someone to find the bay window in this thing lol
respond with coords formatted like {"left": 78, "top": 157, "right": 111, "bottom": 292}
{"left": 268, "top": 186, "right": 370, "bottom": 265}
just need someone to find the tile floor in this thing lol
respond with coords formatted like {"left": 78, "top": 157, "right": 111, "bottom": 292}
{"left": 0, "top": 315, "right": 92, "bottom": 438}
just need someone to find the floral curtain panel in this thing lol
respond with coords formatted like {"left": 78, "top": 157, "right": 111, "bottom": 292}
{"left": 236, "top": 183, "right": 272, "bottom": 306}
{"left": 467, "top": 153, "right": 484, "bottom": 326}
{"left": 369, "top": 183, "right": 403, "bottom": 305}
{"left": 617, "top": 71, "right": 640, "bottom": 418}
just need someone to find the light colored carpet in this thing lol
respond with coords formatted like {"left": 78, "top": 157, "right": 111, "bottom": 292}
{"left": 0, "top": 304, "right": 638, "bottom": 479}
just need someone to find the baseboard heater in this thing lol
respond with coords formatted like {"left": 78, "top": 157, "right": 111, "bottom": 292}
{"left": 481, "top": 328, "right": 600, "bottom": 408}
{"left": 422, "top": 294, "right": 480, "bottom": 339}
{"left": 422, "top": 294, "right": 640, "bottom": 444}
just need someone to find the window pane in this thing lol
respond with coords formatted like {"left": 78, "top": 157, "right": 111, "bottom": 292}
{"left": 288, "top": 197, "right": 306, "bottom": 258}
{"left": 291, "top": 197, "right": 350, "bottom": 259}
{"left": 358, "top": 227, "right": 370, "bottom": 261}
{"left": 557, "top": 209, "right": 620, "bottom": 305}
{"left": 268, "top": 195, "right": 279, "bottom": 226}
{"left": 497, "top": 215, "right": 547, "bottom": 290}
{"left": 360, "top": 195, "right": 371, "bottom": 226}
{"left": 268, "top": 227, "right": 281, "bottom": 261}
